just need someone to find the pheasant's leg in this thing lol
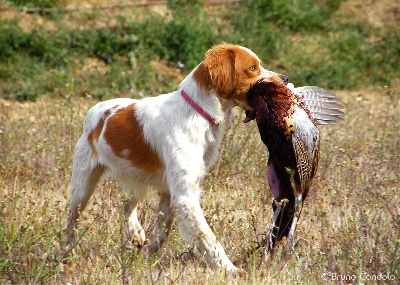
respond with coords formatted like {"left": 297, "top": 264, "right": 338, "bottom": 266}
{"left": 265, "top": 198, "right": 289, "bottom": 258}
{"left": 286, "top": 193, "right": 302, "bottom": 252}
{"left": 265, "top": 200, "right": 281, "bottom": 254}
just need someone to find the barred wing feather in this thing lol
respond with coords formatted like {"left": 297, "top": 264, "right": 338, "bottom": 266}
{"left": 291, "top": 106, "right": 321, "bottom": 194}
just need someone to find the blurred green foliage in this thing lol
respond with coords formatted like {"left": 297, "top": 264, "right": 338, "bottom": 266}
{"left": 4, "top": 0, "right": 58, "bottom": 8}
{"left": 0, "top": 0, "right": 399, "bottom": 100}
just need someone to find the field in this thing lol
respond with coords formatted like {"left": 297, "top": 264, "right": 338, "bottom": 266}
{"left": 1, "top": 0, "right": 399, "bottom": 284}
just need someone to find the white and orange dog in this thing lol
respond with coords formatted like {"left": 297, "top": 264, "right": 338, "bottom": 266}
{"left": 66, "top": 43, "right": 287, "bottom": 271}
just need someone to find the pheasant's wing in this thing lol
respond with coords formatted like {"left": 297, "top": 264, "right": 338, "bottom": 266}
{"left": 292, "top": 132, "right": 313, "bottom": 192}
{"left": 291, "top": 106, "right": 321, "bottom": 195}
{"left": 293, "top": 86, "right": 345, "bottom": 125}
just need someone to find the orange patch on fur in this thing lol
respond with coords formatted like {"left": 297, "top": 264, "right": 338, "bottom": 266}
{"left": 204, "top": 45, "right": 236, "bottom": 96}
{"left": 88, "top": 110, "right": 110, "bottom": 157}
{"left": 103, "top": 104, "right": 163, "bottom": 174}
{"left": 193, "top": 62, "right": 213, "bottom": 91}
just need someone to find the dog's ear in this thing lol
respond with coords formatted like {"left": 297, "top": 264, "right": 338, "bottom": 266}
{"left": 204, "top": 45, "right": 236, "bottom": 96}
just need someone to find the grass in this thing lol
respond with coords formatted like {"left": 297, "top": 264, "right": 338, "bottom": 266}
{"left": 0, "top": 0, "right": 399, "bottom": 100}
{"left": 0, "top": 84, "right": 399, "bottom": 284}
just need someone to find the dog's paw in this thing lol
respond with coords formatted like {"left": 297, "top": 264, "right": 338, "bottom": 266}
{"left": 128, "top": 221, "right": 146, "bottom": 246}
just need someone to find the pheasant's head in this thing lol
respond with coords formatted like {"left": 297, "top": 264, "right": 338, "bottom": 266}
{"left": 243, "top": 76, "right": 290, "bottom": 123}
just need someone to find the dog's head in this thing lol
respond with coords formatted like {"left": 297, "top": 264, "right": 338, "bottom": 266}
{"left": 194, "top": 43, "right": 288, "bottom": 110}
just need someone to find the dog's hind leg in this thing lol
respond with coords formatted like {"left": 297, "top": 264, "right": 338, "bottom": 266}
{"left": 66, "top": 140, "right": 105, "bottom": 247}
{"left": 124, "top": 196, "right": 146, "bottom": 246}
{"left": 148, "top": 192, "right": 174, "bottom": 254}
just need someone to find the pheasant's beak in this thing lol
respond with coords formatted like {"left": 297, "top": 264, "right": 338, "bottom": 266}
{"left": 260, "top": 67, "right": 289, "bottom": 85}
{"left": 243, "top": 109, "right": 256, "bottom": 123}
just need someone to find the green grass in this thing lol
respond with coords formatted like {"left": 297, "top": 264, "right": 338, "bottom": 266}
{"left": 2, "top": 0, "right": 59, "bottom": 9}
{"left": 226, "top": 0, "right": 399, "bottom": 89}
{"left": 0, "top": 0, "right": 399, "bottom": 100}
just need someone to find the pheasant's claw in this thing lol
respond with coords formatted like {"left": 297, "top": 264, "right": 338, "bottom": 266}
{"left": 273, "top": 198, "right": 289, "bottom": 208}
{"left": 286, "top": 194, "right": 301, "bottom": 253}
{"left": 265, "top": 225, "right": 276, "bottom": 260}
{"left": 265, "top": 222, "right": 276, "bottom": 250}
{"left": 286, "top": 215, "right": 298, "bottom": 252}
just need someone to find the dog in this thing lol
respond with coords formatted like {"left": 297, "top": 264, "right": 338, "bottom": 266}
{"left": 66, "top": 43, "right": 288, "bottom": 271}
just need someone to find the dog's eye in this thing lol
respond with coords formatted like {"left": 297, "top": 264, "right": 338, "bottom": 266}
{"left": 249, "top": 65, "right": 257, "bottom": 71}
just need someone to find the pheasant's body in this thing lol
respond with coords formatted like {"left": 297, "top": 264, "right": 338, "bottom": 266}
{"left": 245, "top": 79, "right": 343, "bottom": 254}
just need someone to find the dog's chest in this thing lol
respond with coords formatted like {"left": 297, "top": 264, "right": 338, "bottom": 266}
{"left": 202, "top": 126, "right": 223, "bottom": 169}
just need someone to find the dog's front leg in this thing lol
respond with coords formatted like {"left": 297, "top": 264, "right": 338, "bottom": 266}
{"left": 171, "top": 194, "right": 237, "bottom": 271}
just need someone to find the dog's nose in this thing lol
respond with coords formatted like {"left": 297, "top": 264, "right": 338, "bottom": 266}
{"left": 281, "top": 75, "right": 289, "bottom": 84}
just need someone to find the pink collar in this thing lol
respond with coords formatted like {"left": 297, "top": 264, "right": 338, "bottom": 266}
{"left": 181, "top": 90, "right": 219, "bottom": 126}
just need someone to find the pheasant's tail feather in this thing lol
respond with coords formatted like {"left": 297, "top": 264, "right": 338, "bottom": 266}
{"left": 294, "top": 86, "right": 345, "bottom": 125}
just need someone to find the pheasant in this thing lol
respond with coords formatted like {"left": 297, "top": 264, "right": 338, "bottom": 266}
{"left": 244, "top": 77, "right": 344, "bottom": 256}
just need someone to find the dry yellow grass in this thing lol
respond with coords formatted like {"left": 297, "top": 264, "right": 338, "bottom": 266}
{"left": 0, "top": 84, "right": 398, "bottom": 284}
